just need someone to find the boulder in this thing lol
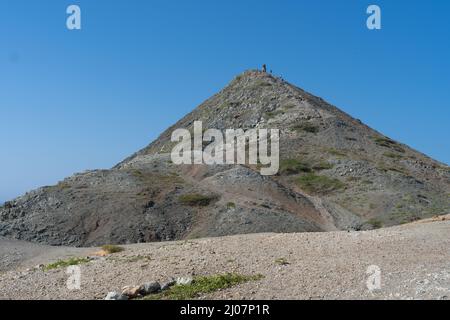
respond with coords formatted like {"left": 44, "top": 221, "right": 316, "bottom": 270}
{"left": 161, "top": 279, "right": 176, "bottom": 291}
{"left": 121, "top": 286, "right": 141, "bottom": 298}
{"left": 105, "top": 291, "right": 128, "bottom": 300}
{"left": 139, "top": 281, "right": 161, "bottom": 295}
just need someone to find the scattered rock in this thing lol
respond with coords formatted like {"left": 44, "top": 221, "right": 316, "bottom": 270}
{"left": 161, "top": 279, "right": 176, "bottom": 291}
{"left": 105, "top": 291, "right": 128, "bottom": 300}
{"left": 121, "top": 286, "right": 141, "bottom": 298}
{"left": 176, "top": 276, "right": 193, "bottom": 285}
{"left": 139, "top": 281, "right": 161, "bottom": 295}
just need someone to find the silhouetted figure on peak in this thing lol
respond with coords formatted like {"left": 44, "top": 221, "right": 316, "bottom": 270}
{"left": 262, "top": 64, "right": 267, "bottom": 73}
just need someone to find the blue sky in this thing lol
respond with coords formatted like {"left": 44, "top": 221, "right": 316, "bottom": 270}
{"left": 1, "top": 0, "right": 449, "bottom": 202}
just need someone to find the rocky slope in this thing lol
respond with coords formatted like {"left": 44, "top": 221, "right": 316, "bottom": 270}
{"left": 0, "top": 70, "right": 448, "bottom": 246}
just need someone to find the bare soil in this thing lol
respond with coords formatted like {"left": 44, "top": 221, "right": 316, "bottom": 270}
{"left": 1, "top": 215, "right": 449, "bottom": 300}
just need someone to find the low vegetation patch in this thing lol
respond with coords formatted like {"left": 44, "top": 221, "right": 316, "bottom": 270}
{"left": 44, "top": 257, "right": 90, "bottom": 271}
{"left": 377, "top": 163, "right": 408, "bottom": 175}
{"left": 296, "top": 173, "right": 345, "bottom": 194}
{"left": 283, "top": 103, "right": 296, "bottom": 110}
{"left": 367, "top": 218, "right": 383, "bottom": 229}
{"left": 373, "top": 136, "right": 405, "bottom": 153}
{"left": 280, "top": 159, "right": 311, "bottom": 175}
{"left": 102, "top": 244, "right": 125, "bottom": 254}
{"left": 219, "top": 101, "right": 240, "bottom": 109}
{"left": 226, "top": 202, "right": 236, "bottom": 209}
{"left": 46, "top": 181, "right": 71, "bottom": 192}
{"left": 57, "top": 182, "right": 71, "bottom": 190}
{"left": 383, "top": 152, "right": 404, "bottom": 159}
{"left": 179, "top": 194, "right": 217, "bottom": 206}
{"left": 144, "top": 273, "right": 264, "bottom": 300}
{"left": 312, "top": 161, "right": 334, "bottom": 171}
{"left": 274, "top": 258, "right": 290, "bottom": 266}
{"left": 292, "top": 123, "right": 319, "bottom": 134}
{"left": 255, "top": 80, "right": 272, "bottom": 87}
{"left": 265, "top": 109, "right": 285, "bottom": 119}
{"left": 327, "top": 148, "right": 347, "bottom": 157}
{"left": 131, "top": 170, "right": 184, "bottom": 185}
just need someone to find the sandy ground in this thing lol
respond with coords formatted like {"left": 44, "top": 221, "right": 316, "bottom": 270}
{"left": 0, "top": 216, "right": 449, "bottom": 300}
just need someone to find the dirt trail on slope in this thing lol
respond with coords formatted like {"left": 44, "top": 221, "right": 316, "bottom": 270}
{"left": 0, "top": 216, "right": 449, "bottom": 300}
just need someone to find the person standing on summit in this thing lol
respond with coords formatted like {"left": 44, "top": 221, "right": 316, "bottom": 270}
{"left": 262, "top": 64, "right": 267, "bottom": 73}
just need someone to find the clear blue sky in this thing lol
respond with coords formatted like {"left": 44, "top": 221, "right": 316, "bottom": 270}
{"left": 1, "top": 0, "right": 449, "bottom": 203}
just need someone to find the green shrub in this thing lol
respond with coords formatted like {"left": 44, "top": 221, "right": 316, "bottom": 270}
{"left": 373, "top": 137, "right": 405, "bottom": 153}
{"left": 102, "top": 244, "right": 125, "bottom": 254}
{"left": 219, "top": 102, "right": 239, "bottom": 109}
{"left": 265, "top": 109, "right": 284, "bottom": 118}
{"left": 60, "top": 182, "right": 71, "bottom": 189}
{"left": 383, "top": 152, "right": 404, "bottom": 159}
{"left": 131, "top": 170, "right": 184, "bottom": 185}
{"left": 280, "top": 159, "right": 311, "bottom": 175}
{"left": 377, "top": 163, "right": 408, "bottom": 175}
{"left": 226, "top": 202, "right": 236, "bottom": 209}
{"left": 44, "top": 257, "right": 90, "bottom": 271}
{"left": 327, "top": 148, "right": 347, "bottom": 157}
{"left": 255, "top": 80, "right": 272, "bottom": 87}
{"left": 283, "top": 103, "right": 296, "bottom": 110}
{"left": 373, "top": 136, "right": 394, "bottom": 146}
{"left": 312, "top": 161, "right": 334, "bottom": 171}
{"left": 49, "top": 181, "right": 71, "bottom": 191}
{"left": 296, "top": 173, "right": 345, "bottom": 194}
{"left": 274, "top": 258, "right": 290, "bottom": 265}
{"left": 144, "top": 273, "right": 264, "bottom": 300}
{"left": 292, "top": 123, "right": 319, "bottom": 134}
{"left": 179, "top": 194, "right": 217, "bottom": 206}
{"left": 367, "top": 218, "right": 383, "bottom": 229}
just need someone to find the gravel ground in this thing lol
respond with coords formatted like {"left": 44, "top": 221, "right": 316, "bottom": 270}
{"left": 0, "top": 238, "right": 91, "bottom": 273}
{"left": 0, "top": 216, "right": 449, "bottom": 300}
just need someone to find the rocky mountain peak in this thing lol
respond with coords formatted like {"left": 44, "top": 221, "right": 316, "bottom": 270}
{"left": 1, "top": 71, "right": 448, "bottom": 246}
